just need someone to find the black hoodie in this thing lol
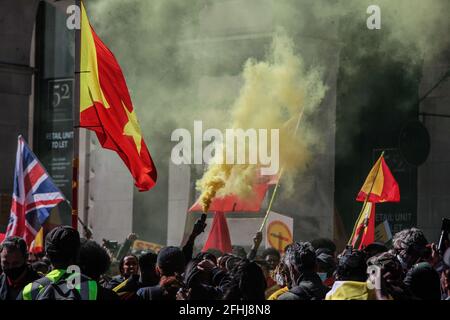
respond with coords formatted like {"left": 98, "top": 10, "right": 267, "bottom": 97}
{"left": 278, "top": 272, "right": 329, "bottom": 300}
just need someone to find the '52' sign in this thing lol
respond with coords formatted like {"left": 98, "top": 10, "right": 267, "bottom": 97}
{"left": 49, "top": 79, "right": 73, "bottom": 110}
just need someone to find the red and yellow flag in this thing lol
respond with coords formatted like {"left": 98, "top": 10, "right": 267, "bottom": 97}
{"left": 79, "top": 3, "right": 156, "bottom": 191}
{"left": 29, "top": 227, "right": 44, "bottom": 254}
{"left": 356, "top": 154, "right": 400, "bottom": 203}
{"left": 349, "top": 154, "right": 400, "bottom": 248}
{"left": 349, "top": 202, "right": 375, "bottom": 249}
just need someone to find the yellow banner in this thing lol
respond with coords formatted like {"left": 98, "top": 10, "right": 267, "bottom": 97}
{"left": 132, "top": 239, "right": 163, "bottom": 253}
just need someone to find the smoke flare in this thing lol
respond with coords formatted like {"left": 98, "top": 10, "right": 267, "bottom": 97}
{"left": 196, "top": 32, "right": 327, "bottom": 212}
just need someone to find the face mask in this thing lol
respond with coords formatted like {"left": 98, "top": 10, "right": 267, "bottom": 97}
{"left": 3, "top": 264, "right": 26, "bottom": 280}
{"left": 317, "top": 272, "right": 328, "bottom": 282}
{"left": 275, "top": 272, "right": 285, "bottom": 286}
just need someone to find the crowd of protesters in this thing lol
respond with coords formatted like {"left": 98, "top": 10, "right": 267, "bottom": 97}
{"left": 0, "top": 217, "right": 449, "bottom": 300}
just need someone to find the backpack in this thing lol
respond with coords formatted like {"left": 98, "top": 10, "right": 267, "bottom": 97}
{"left": 35, "top": 273, "right": 97, "bottom": 300}
{"left": 36, "top": 280, "right": 83, "bottom": 300}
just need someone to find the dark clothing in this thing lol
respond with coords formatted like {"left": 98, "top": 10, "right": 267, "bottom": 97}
{"left": 278, "top": 272, "right": 329, "bottom": 300}
{"left": 97, "top": 285, "right": 119, "bottom": 300}
{"left": 105, "top": 275, "right": 126, "bottom": 290}
{"left": 187, "top": 267, "right": 231, "bottom": 300}
{"left": 210, "top": 267, "right": 230, "bottom": 287}
{"left": 0, "top": 266, "right": 40, "bottom": 300}
{"left": 110, "top": 274, "right": 143, "bottom": 300}
{"left": 99, "top": 274, "right": 112, "bottom": 288}
{"left": 403, "top": 262, "right": 441, "bottom": 300}
{"left": 136, "top": 265, "right": 233, "bottom": 301}
{"left": 182, "top": 238, "right": 195, "bottom": 264}
{"left": 136, "top": 285, "right": 166, "bottom": 300}
{"left": 246, "top": 248, "right": 258, "bottom": 261}
{"left": 385, "top": 283, "right": 414, "bottom": 300}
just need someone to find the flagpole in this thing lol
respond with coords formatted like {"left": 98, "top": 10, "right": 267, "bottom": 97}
{"left": 259, "top": 168, "right": 284, "bottom": 233}
{"left": 258, "top": 105, "right": 306, "bottom": 233}
{"left": 348, "top": 151, "right": 385, "bottom": 246}
{"left": 71, "top": 0, "right": 82, "bottom": 231}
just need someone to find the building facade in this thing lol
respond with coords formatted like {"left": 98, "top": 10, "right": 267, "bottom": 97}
{"left": 1, "top": 0, "right": 448, "bottom": 250}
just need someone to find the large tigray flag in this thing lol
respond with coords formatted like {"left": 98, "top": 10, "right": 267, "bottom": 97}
{"left": 79, "top": 2, "right": 157, "bottom": 191}
{"left": 349, "top": 153, "right": 400, "bottom": 249}
{"left": 356, "top": 154, "right": 400, "bottom": 203}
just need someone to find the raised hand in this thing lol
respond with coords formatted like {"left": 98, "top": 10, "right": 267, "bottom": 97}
{"left": 192, "top": 215, "right": 207, "bottom": 237}
{"left": 127, "top": 233, "right": 138, "bottom": 242}
{"left": 252, "top": 231, "right": 263, "bottom": 248}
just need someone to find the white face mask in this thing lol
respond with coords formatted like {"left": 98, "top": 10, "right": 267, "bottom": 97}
{"left": 275, "top": 272, "right": 285, "bottom": 286}
{"left": 317, "top": 272, "right": 328, "bottom": 282}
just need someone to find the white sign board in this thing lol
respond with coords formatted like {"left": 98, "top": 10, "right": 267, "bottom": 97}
{"left": 265, "top": 211, "right": 294, "bottom": 252}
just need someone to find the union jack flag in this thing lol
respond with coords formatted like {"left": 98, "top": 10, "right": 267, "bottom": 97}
{"left": 5, "top": 136, "right": 65, "bottom": 246}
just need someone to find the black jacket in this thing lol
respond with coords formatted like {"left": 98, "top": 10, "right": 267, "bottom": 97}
{"left": 105, "top": 275, "right": 126, "bottom": 290}
{"left": 0, "top": 266, "right": 40, "bottom": 300}
{"left": 278, "top": 272, "right": 329, "bottom": 300}
{"left": 110, "top": 274, "right": 143, "bottom": 300}
{"left": 94, "top": 284, "right": 120, "bottom": 300}
{"left": 186, "top": 267, "right": 232, "bottom": 300}
{"left": 136, "top": 285, "right": 166, "bottom": 300}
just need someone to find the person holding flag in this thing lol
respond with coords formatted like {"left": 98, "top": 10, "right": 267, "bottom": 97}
{"left": 348, "top": 152, "right": 400, "bottom": 250}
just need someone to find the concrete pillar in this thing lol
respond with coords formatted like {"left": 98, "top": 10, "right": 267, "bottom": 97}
{"left": 87, "top": 135, "right": 134, "bottom": 243}
{"left": 167, "top": 162, "right": 191, "bottom": 246}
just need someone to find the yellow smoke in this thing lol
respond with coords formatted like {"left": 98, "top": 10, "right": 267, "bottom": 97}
{"left": 197, "top": 163, "right": 231, "bottom": 212}
{"left": 196, "top": 31, "right": 327, "bottom": 212}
